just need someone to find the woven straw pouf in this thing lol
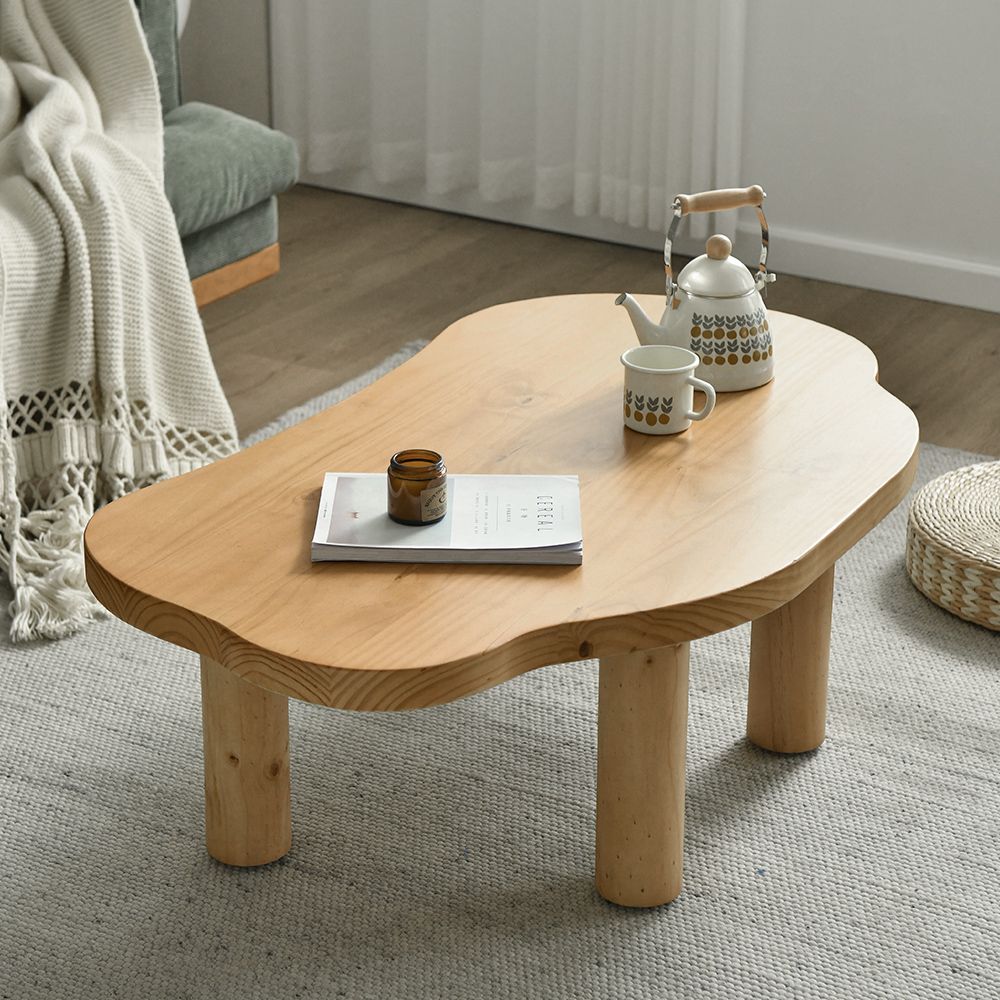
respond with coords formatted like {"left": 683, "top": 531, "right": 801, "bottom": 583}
{"left": 906, "top": 461, "right": 1000, "bottom": 631}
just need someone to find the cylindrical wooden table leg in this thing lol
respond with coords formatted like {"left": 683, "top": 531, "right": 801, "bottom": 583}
{"left": 595, "top": 643, "right": 690, "bottom": 907}
{"left": 200, "top": 655, "right": 292, "bottom": 866}
{"left": 747, "top": 564, "right": 836, "bottom": 753}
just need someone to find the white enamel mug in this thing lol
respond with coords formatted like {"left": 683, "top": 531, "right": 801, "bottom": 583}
{"left": 621, "top": 344, "right": 717, "bottom": 436}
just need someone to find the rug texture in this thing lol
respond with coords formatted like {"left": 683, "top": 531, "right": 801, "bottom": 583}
{"left": 1, "top": 349, "right": 998, "bottom": 999}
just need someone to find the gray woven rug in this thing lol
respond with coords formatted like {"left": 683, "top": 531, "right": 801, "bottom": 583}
{"left": 2, "top": 349, "right": 998, "bottom": 999}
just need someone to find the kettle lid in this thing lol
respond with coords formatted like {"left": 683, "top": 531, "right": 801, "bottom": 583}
{"left": 677, "top": 235, "right": 756, "bottom": 298}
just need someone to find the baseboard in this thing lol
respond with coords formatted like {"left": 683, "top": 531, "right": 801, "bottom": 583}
{"left": 736, "top": 222, "right": 1000, "bottom": 314}
{"left": 301, "top": 173, "right": 1000, "bottom": 315}
{"left": 192, "top": 243, "right": 281, "bottom": 308}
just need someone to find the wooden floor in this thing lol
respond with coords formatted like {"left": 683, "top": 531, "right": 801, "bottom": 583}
{"left": 202, "top": 186, "right": 1000, "bottom": 455}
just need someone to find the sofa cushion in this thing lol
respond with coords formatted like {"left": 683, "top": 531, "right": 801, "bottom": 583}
{"left": 163, "top": 102, "right": 299, "bottom": 237}
{"left": 182, "top": 197, "right": 277, "bottom": 279}
{"left": 135, "top": 0, "right": 181, "bottom": 114}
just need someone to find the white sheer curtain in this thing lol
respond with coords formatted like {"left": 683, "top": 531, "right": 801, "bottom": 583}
{"left": 271, "top": 0, "right": 747, "bottom": 248}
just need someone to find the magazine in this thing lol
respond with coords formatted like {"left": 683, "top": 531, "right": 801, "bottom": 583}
{"left": 311, "top": 473, "right": 583, "bottom": 565}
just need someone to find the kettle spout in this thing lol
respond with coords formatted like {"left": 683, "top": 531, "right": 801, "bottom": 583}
{"left": 615, "top": 292, "right": 669, "bottom": 346}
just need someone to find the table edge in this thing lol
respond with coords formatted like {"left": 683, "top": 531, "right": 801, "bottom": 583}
{"left": 84, "top": 438, "right": 920, "bottom": 711}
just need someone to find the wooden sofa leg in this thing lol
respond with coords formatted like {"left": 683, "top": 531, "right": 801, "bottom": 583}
{"left": 192, "top": 243, "right": 281, "bottom": 308}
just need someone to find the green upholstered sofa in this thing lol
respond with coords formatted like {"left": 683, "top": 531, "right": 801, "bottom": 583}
{"left": 135, "top": 0, "right": 298, "bottom": 305}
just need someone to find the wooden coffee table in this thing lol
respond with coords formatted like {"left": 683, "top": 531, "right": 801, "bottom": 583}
{"left": 84, "top": 295, "right": 918, "bottom": 907}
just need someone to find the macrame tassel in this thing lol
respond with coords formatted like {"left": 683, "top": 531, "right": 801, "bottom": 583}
{"left": 6, "top": 495, "right": 106, "bottom": 641}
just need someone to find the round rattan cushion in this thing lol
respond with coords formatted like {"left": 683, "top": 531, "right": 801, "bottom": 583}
{"left": 906, "top": 461, "right": 1000, "bottom": 631}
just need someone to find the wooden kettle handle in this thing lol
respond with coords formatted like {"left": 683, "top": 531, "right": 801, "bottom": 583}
{"left": 675, "top": 185, "right": 765, "bottom": 216}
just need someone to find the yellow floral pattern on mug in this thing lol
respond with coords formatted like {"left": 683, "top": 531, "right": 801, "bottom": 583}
{"left": 625, "top": 389, "right": 673, "bottom": 425}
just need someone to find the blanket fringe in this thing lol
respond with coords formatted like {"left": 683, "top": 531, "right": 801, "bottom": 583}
{"left": 0, "top": 0, "right": 239, "bottom": 641}
{"left": 6, "top": 495, "right": 106, "bottom": 641}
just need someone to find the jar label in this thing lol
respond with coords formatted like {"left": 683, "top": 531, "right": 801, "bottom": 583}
{"left": 420, "top": 483, "right": 447, "bottom": 522}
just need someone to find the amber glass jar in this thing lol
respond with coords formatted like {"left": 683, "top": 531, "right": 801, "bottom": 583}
{"left": 386, "top": 449, "right": 448, "bottom": 525}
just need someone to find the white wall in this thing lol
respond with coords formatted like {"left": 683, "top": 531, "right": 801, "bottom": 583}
{"left": 740, "top": 0, "right": 1000, "bottom": 311}
{"left": 189, "top": 0, "right": 1000, "bottom": 311}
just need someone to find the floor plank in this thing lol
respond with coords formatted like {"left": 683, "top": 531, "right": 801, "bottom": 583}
{"left": 201, "top": 186, "right": 1000, "bottom": 455}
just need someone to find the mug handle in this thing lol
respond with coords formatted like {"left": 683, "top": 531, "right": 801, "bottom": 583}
{"left": 684, "top": 376, "right": 716, "bottom": 421}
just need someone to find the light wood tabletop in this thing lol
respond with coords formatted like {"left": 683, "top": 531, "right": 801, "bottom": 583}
{"left": 85, "top": 295, "right": 919, "bottom": 904}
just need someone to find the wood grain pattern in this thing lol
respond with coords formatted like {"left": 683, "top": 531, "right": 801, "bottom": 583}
{"left": 676, "top": 185, "right": 765, "bottom": 215}
{"left": 746, "top": 565, "right": 836, "bottom": 753}
{"left": 595, "top": 644, "right": 689, "bottom": 907}
{"left": 84, "top": 297, "right": 918, "bottom": 711}
{"left": 192, "top": 243, "right": 280, "bottom": 308}
{"left": 200, "top": 655, "right": 291, "bottom": 866}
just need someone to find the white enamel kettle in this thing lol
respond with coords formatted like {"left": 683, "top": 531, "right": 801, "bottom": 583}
{"left": 616, "top": 185, "right": 776, "bottom": 392}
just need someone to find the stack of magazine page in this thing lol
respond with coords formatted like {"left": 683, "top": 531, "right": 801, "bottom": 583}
{"left": 311, "top": 473, "right": 583, "bottom": 565}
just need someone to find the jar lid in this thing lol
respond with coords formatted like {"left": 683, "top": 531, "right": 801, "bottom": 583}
{"left": 677, "top": 235, "right": 756, "bottom": 298}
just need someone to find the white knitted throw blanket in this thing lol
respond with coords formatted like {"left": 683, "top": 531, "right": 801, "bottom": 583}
{"left": 0, "top": 0, "right": 239, "bottom": 641}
